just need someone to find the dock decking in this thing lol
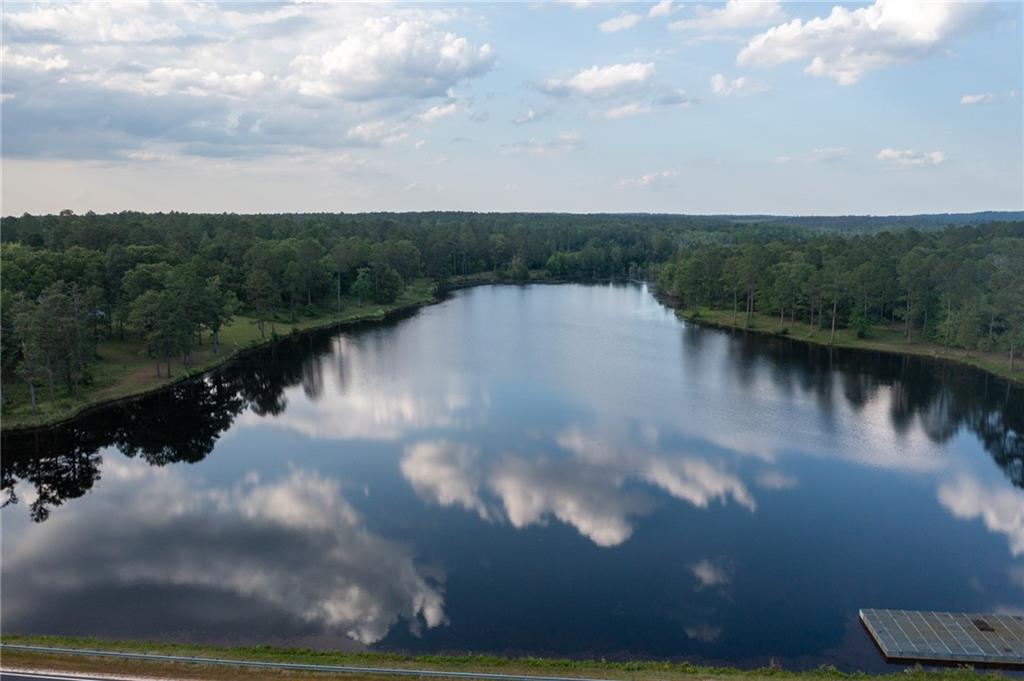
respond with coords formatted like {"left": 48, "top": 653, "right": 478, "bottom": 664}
{"left": 860, "top": 608, "right": 1024, "bottom": 667}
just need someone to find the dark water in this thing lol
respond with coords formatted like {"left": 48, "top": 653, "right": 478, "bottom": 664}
{"left": 3, "top": 284, "right": 1022, "bottom": 671}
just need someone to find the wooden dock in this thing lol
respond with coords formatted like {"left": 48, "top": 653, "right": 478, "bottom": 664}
{"left": 860, "top": 608, "right": 1024, "bottom": 667}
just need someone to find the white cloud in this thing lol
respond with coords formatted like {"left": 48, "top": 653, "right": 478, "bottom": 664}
{"left": 938, "top": 475, "right": 1024, "bottom": 556}
{"left": 490, "top": 456, "right": 645, "bottom": 547}
{"left": 4, "top": 2, "right": 186, "bottom": 43}
{"left": 4, "top": 464, "right": 447, "bottom": 645}
{"left": 542, "top": 62, "right": 655, "bottom": 99}
{"left": 500, "top": 132, "right": 584, "bottom": 155}
{"left": 755, "top": 470, "right": 798, "bottom": 490}
{"left": 670, "top": 0, "right": 783, "bottom": 32}
{"left": 79, "top": 66, "right": 266, "bottom": 98}
{"left": 691, "top": 559, "right": 732, "bottom": 589}
{"left": 600, "top": 13, "right": 643, "bottom": 33}
{"left": 648, "top": 1, "right": 678, "bottom": 19}
{"left": 289, "top": 16, "right": 495, "bottom": 99}
{"left": 346, "top": 120, "right": 408, "bottom": 146}
{"left": 737, "top": 1, "right": 982, "bottom": 85}
{"left": 605, "top": 102, "right": 651, "bottom": 118}
{"left": 418, "top": 102, "right": 460, "bottom": 123}
{"left": 961, "top": 93, "right": 994, "bottom": 105}
{"left": 876, "top": 147, "right": 945, "bottom": 167}
{"left": 401, "top": 441, "right": 491, "bottom": 520}
{"left": 0, "top": 46, "right": 69, "bottom": 72}
{"left": 512, "top": 109, "right": 550, "bottom": 125}
{"left": 617, "top": 169, "right": 676, "bottom": 189}
{"left": 710, "top": 72, "right": 767, "bottom": 96}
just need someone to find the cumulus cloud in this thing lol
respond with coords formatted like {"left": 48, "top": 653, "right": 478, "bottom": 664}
{"left": 346, "top": 120, "right": 408, "bottom": 146}
{"left": 938, "top": 475, "right": 1024, "bottom": 556}
{"left": 648, "top": 1, "right": 678, "bottom": 19}
{"left": 691, "top": 559, "right": 732, "bottom": 589}
{"left": 511, "top": 109, "right": 551, "bottom": 125}
{"left": 600, "top": 13, "right": 643, "bottom": 33}
{"left": 401, "top": 441, "right": 491, "bottom": 520}
{"left": 755, "top": 470, "right": 798, "bottom": 490}
{"left": 875, "top": 147, "right": 945, "bottom": 167}
{"left": 737, "top": 1, "right": 983, "bottom": 85}
{"left": 79, "top": 67, "right": 267, "bottom": 98}
{"left": 605, "top": 102, "right": 651, "bottom": 118}
{"left": 617, "top": 169, "right": 676, "bottom": 189}
{"left": 3, "top": 1, "right": 187, "bottom": 43}
{"left": 418, "top": 102, "right": 460, "bottom": 123}
{"left": 710, "top": 73, "right": 767, "bottom": 96}
{"left": 3, "top": 463, "right": 446, "bottom": 645}
{"left": 0, "top": 4, "right": 498, "bottom": 163}
{"left": 0, "top": 46, "right": 69, "bottom": 72}
{"left": 961, "top": 93, "right": 994, "bottom": 105}
{"left": 541, "top": 62, "right": 655, "bottom": 99}
{"left": 490, "top": 456, "right": 646, "bottom": 547}
{"left": 289, "top": 17, "right": 495, "bottom": 100}
{"left": 395, "top": 426, "right": 757, "bottom": 549}
{"left": 670, "top": 0, "right": 784, "bottom": 32}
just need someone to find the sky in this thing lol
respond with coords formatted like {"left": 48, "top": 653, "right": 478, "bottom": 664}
{"left": 1, "top": 0, "right": 1022, "bottom": 216}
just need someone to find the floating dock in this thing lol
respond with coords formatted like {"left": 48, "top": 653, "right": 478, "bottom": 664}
{"left": 860, "top": 608, "right": 1024, "bottom": 667}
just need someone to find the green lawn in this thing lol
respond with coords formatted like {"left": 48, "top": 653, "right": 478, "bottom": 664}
{"left": 0, "top": 279, "right": 437, "bottom": 429}
{"left": 678, "top": 306, "right": 1023, "bottom": 384}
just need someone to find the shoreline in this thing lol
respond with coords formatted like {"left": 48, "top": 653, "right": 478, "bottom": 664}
{"left": 3, "top": 277, "right": 1018, "bottom": 433}
{"left": 652, "top": 291, "right": 1023, "bottom": 387}
{"left": 0, "top": 635, "right": 1006, "bottom": 680}
{"left": 0, "top": 280, "right": 446, "bottom": 433}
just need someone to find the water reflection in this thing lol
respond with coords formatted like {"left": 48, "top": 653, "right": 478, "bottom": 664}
{"left": 2, "top": 284, "right": 1022, "bottom": 666}
{"left": 937, "top": 475, "right": 1024, "bottom": 557}
{"left": 4, "top": 460, "right": 445, "bottom": 645}
{"left": 3, "top": 298, "right": 1020, "bottom": 524}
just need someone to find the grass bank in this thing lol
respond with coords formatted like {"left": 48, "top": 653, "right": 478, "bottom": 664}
{"left": 668, "top": 304, "right": 1023, "bottom": 385}
{"left": 0, "top": 635, "right": 1006, "bottom": 681}
{"left": 0, "top": 279, "right": 437, "bottom": 430}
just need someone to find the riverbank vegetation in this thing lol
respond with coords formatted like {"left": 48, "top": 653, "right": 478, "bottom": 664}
{"left": 658, "top": 222, "right": 1024, "bottom": 382}
{"left": 1, "top": 212, "right": 1022, "bottom": 428}
{"left": 1, "top": 635, "right": 1011, "bottom": 681}
{"left": 0, "top": 211, "right": 767, "bottom": 426}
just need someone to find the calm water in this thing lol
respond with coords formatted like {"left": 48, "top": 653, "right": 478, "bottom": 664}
{"left": 2, "top": 283, "right": 1022, "bottom": 671}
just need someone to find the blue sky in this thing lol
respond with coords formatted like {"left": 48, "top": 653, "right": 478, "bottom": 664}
{"left": 2, "top": 1, "right": 1021, "bottom": 215}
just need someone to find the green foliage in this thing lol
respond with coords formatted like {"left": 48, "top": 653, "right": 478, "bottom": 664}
{"left": 1, "top": 211, "right": 1022, "bottom": 421}
{"left": 659, "top": 222, "right": 1024, "bottom": 363}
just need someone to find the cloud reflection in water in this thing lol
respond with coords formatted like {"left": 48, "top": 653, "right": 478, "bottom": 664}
{"left": 5, "top": 461, "right": 446, "bottom": 645}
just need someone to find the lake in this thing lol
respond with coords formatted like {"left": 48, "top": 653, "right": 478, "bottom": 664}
{"left": 2, "top": 283, "right": 1022, "bottom": 671}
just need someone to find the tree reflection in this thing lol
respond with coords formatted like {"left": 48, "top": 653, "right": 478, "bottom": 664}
{"left": 2, "top": 330, "right": 337, "bottom": 521}
{"left": 720, "top": 331, "right": 1023, "bottom": 486}
{"left": 3, "top": 321, "right": 1022, "bottom": 524}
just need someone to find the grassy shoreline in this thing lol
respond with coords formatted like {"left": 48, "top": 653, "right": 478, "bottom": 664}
{"left": 0, "top": 279, "right": 439, "bottom": 431}
{"left": 3, "top": 277, "right": 1019, "bottom": 431}
{"left": 0, "top": 635, "right": 1005, "bottom": 681}
{"left": 660, "top": 299, "right": 1023, "bottom": 386}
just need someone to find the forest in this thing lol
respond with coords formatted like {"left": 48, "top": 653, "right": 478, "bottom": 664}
{"left": 0, "top": 211, "right": 1022, "bottom": 418}
{"left": 657, "top": 221, "right": 1024, "bottom": 367}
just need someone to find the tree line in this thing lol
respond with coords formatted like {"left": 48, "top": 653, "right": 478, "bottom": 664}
{"left": 657, "top": 221, "right": 1024, "bottom": 368}
{"left": 2, "top": 211, "right": 1021, "bottom": 415}
{"left": 3, "top": 211, "right": 740, "bottom": 413}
